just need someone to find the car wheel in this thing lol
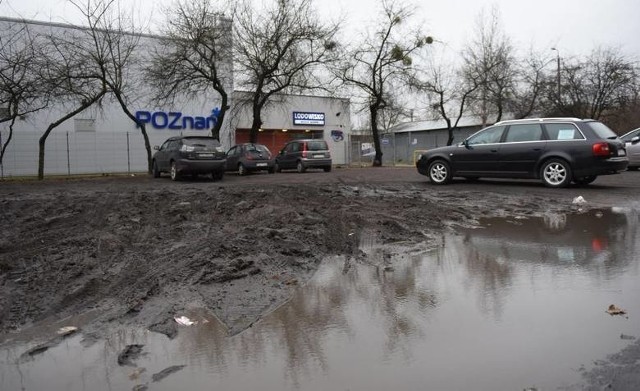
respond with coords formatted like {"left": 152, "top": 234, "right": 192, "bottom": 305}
{"left": 428, "top": 159, "right": 452, "bottom": 185}
{"left": 152, "top": 160, "right": 160, "bottom": 178}
{"left": 275, "top": 163, "right": 282, "bottom": 173}
{"left": 573, "top": 175, "right": 597, "bottom": 186}
{"left": 170, "top": 161, "right": 180, "bottom": 181}
{"left": 541, "top": 159, "right": 572, "bottom": 188}
{"left": 238, "top": 163, "right": 247, "bottom": 176}
{"left": 324, "top": 166, "right": 332, "bottom": 172}
{"left": 296, "top": 161, "right": 306, "bottom": 173}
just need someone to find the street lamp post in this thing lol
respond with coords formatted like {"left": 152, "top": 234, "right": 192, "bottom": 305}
{"left": 551, "top": 47, "right": 561, "bottom": 99}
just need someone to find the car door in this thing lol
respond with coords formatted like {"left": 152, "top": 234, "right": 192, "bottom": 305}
{"left": 155, "top": 139, "right": 173, "bottom": 171}
{"left": 278, "top": 142, "right": 297, "bottom": 169}
{"left": 452, "top": 125, "right": 506, "bottom": 175}
{"left": 226, "top": 146, "right": 239, "bottom": 170}
{"left": 499, "top": 124, "right": 546, "bottom": 176}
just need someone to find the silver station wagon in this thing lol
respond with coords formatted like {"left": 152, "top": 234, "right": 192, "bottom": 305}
{"left": 416, "top": 118, "right": 629, "bottom": 188}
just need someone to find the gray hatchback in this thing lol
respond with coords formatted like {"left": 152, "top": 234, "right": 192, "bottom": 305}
{"left": 275, "top": 139, "right": 332, "bottom": 173}
{"left": 226, "top": 143, "right": 275, "bottom": 175}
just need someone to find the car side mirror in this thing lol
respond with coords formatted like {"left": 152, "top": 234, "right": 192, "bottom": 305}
{"left": 153, "top": 145, "right": 159, "bottom": 150}
{"left": 461, "top": 140, "right": 470, "bottom": 148}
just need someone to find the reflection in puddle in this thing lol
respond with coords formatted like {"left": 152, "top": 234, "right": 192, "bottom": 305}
{"left": 2, "top": 209, "right": 639, "bottom": 391}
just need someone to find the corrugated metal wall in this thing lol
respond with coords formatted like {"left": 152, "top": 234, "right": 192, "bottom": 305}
{"left": 0, "top": 130, "right": 205, "bottom": 178}
{"left": 350, "top": 127, "right": 481, "bottom": 166}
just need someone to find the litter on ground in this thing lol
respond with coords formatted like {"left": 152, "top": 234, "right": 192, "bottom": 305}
{"left": 606, "top": 304, "right": 627, "bottom": 315}
{"left": 174, "top": 316, "right": 196, "bottom": 326}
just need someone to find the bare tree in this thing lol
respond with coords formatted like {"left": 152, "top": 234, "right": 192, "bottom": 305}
{"left": 550, "top": 47, "right": 637, "bottom": 121}
{"left": 36, "top": 23, "right": 107, "bottom": 180}
{"left": 233, "top": 0, "right": 339, "bottom": 143}
{"left": 415, "top": 56, "right": 479, "bottom": 146}
{"left": 334, "top": 0, "right": 430, "bottom": 166}
{"left": 69, "top": 0, "right": 153, "bottom": 172}
{"left": 462, "top": 6, "right": 516, "bottom": 126}
{"left": 146, "top": 0, "right": 232, "bottom": 140}
{"left": 0, "top": 21, "right": 48, "bottom": 171}
{"left": 507, "top": 48, "right": 549, "bottom": 119}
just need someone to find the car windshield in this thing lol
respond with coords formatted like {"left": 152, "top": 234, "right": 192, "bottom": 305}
{"left": 588, "top": 122, "right": 619, "bottom": 140}
{"left": 306, "top": 141, "right": 328, "bottom": 151}
{"left": 183, "top": 138, "right": 220, "bottom": 148}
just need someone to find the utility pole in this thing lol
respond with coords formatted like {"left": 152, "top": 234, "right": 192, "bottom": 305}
{"left": 551, "top": 47, "right": 561, "bottom": 100}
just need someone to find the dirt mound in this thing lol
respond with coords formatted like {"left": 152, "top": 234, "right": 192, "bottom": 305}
{"left": 0, "top": 178, "right": 560, "bottom": 341}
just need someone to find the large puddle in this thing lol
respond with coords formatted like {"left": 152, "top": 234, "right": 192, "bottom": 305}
{"left": 2, "top": 208, "right": 640, "bottom": 391}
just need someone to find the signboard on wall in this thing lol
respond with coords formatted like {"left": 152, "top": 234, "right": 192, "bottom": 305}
{"left": 292, "top": 111, "right": 325, "bottom": 126}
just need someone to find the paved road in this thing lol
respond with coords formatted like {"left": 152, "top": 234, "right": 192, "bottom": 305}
{"left": 3, "top": 166, "right": 640, "bottom": 208}
{"left": 160, "top": 166, "right": 640, "bottom": 206}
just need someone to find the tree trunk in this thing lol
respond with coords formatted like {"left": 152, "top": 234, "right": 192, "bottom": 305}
{"left": 211, "top": 92, "right": 229, "bottom": 141}
{"left": 113, "top": 91, "right": 153, "bottom": 174}
{"left": 38, "top": 91, "right": 106, "bottom": 180}
{"left": 370, "top": 105, "right": 383, "bottom": 167}
{"left": 249, "top": 101, "right": 263, "bottom": 143}
{"left": 1, "top": 116, "right": 16, "bottom": 167}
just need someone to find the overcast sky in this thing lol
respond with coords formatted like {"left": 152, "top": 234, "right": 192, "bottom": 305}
{"left": 1, "top": 0, "right": 639, "bottom": 59}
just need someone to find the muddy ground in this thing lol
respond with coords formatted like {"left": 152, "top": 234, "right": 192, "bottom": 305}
{"left": 1, "top": 167, "right": 640, "bottom": 389}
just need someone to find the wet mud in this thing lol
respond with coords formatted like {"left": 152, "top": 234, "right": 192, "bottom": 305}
{"left": 0, "top": 177, "right": 568, "bottom": 341}
{"left": 1, "top": 171, "right": 640, "bottom": 390}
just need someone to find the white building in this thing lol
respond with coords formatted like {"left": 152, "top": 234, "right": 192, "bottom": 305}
{"left": 0, "top": 17, "right": 351, "bottom": 177}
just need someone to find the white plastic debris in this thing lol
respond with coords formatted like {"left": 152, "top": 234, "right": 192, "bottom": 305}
{"left": 174, "top": 316, "right": 196, "bottom": 326}
{"left": 57, "top": 326, "right": 78, "bottom": 336}
{"left": 572, "top": 196, "right": 587, "bottom": 205}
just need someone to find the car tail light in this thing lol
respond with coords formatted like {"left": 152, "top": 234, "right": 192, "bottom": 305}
{"left": 592, "top": 142, "right": 611, "bottom": 157}
{"left": 302, "top": 151, "right": 309, "bottom": 158}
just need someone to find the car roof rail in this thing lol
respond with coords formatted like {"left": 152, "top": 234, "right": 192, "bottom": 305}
{"left": 495, "top": 117, "right": 583, "bottom": 125}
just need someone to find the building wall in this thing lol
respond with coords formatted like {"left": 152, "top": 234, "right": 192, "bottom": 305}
{"left": 0, "top": 18, "right": 352, "bottom": 176}
{"left": 229, "top": 92, "right": 351, "bottom": 165}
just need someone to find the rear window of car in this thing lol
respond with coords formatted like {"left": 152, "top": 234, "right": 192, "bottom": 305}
{"left": 587, "top": 122, "right": 618, "bottom": 139}
{"left": 306, "top": 141, "right": 328, "bottom": 151}
{"left": 183, "top": 138, "right": 221, "bottom": 148}
{"left": 247, "top": 144, "right": 271, "bottom": 153}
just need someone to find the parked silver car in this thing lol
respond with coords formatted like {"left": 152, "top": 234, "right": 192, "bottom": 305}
{"left": 620, "top": 128, "right": 640, "bottom": 170}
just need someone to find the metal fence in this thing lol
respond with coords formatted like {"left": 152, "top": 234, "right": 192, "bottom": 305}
{"left": 350, "top": 128, "right": 479, "bottom": 167}
{"left": 0, "top": 130, "right": 203, "bottom": 178}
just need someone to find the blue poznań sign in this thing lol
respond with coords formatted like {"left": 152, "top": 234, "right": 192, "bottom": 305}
{"left": 293, "top": 111, "right": 325, "bottom": 126}
{"left": 135, "top": 108, "right": 221, "bottom": 130}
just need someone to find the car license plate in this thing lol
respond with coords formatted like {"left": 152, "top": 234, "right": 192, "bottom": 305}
{"left": 199, "top": 153, "right": 214, "bottom": 158}
{"left": 313, "top": 154, "right": 324, "bottom": 158}
{"left": 618, "top": 150, "right": 626, "bottom": 156}
{"left": 257, "top": 163, "right": 267, "bottom": 167}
